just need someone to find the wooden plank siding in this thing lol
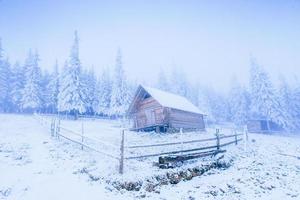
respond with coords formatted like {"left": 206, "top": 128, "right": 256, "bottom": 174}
{"left": 247, "top": 121, "right": 262, "bottom": 133}
{"left": 132, "top": 104, "right": 205, "bottom": 130}
{"left": 247, "top": 120, "right": 282, "bottom": 133}
{"left": 133, "top": 97, "right": 165, "bottom": 129}
{"left": 168, "top": 108, "right": 205, "bottom": 129}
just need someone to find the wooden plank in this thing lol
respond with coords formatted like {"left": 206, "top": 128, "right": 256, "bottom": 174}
{"left": 119, "top": 130, "right": 125, "bottom": 174}
{"left": 158, "top": 149, "right": 226, "bottom": 164}
{"left": 171, "top": 122, "right": 204, "bottom": 129}
{"left": 169, "top": 118, "right": 203, "bottom": 123}
{"left": 133, "top": 98, "right": 165, "bottom": 128}
{"left": 170, "top": 117, "right": 203, "bottom": 122}
{"left": 125, "top": 144, "right": 218, "bottom": 159}
{"left": 168, "top": 108, "right": 205, "bottom": 129}
{"left": 219, "top": 134, "right": 243, "bottom": 139}
{"left": 220, "top": 138, "right": 242, "bottom": 147}
{"left": 138, "top": 98, "right": 161, "bottom": 109}
{"left": 127, "top": 137, "right": 217, "bottom": 149}
{"left": 57, "top": 133, "right": 119, "bottom": 160}
{"left": 169, "top": 113, "right": 203, "bottom": 120}
{"left": 170, "top": 108, "right": 203, "bottom": 117}
{"left": 169, "top": 117, "right": 203, "bottom": 124}
{"left": 60, "top": 126, "right": 118, "bottom": 148}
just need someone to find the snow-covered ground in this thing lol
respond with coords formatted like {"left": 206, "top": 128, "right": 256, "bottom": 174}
{"left": 0, "top": 114, "right": 299, "bottom": 200}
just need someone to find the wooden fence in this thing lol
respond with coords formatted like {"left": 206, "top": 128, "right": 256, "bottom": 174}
{"left": 34, "top": 114, "right": 247, "bottom": 175}
{"left": 35, "top": 114, "right": 120, "bottom": 160}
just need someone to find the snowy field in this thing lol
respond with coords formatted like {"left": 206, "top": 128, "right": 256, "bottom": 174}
{"left": 0, "top": 114, "right": 300, "bottom": 200}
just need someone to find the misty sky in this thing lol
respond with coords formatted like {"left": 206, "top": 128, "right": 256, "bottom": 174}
{"left": 0, "top": 0, "right": 299, "bottom": 91}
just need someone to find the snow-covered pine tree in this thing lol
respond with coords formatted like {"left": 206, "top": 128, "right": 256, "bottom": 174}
{"left": 21, "top": 50, "right": 42, "bottom": 113}
{"left": 156, "top": 68, "right": 170, "bottom": 91}
{"left": 10, "top": 62, "right": 25, "bottom": 112}
{"left": 57, "top": 61, "right": 69, "bottom": 112}
{"left": 0, "top": 39, "right": 4, "bottom": 111}
{"left": 228, "top": 77, "right": 249, "bottom": 126}
{"left": 212, "top": 92, "right": 231, "bottom": 123}
{"left": 126, "top": 80, "right": 137, "bottom": 104}
{"left": 39, "top": 69, "right": 52, "bottom": 112}
{"left": 95, "top": 68, "right": 112, "bottom": 115}
{"left": 57, "top": 31, "right": 85, "bottom": 118}
{"left": 249, "top": 58, "right": 261, "bottom": 117}
{"left": 81, "top": 68, "right": 97, "bottom": 114}
{"left": 93, "top": 77, "right": 101, "bottom": 115}
{"left": 201, "top": 87, "right": 230, "bottom": 124}
{"left": 110, "top": 49, "right": 130, "bottom": 117}
{"left": 249, "top": 58, "right": 286, "bottom": 129}
{"left": 290, "top": 79, "right": 300, "bottom": 130}
{"left": 186, "top": 83, "right": 199, "bottom": 107}
{"left": 277, "top": 76, "right": 296, "bottom": 131}
{"left": 197, "top": 87, "right": 215, "bottom": 123}
{"left": 170, "top": 67, "right": 189, "bottom": 98}
{"left": 0, "top": 56, "right": 12, "bottom": 112}
{"left": 46, "top": 61, "right": 60, "bottom": 113}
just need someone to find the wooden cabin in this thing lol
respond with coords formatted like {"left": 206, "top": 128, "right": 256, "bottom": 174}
{"left": 128, "top": 85, "right": 206, "bottom": 132}
{"left": 247, "top": 119, "right": 282, "bottom": 133}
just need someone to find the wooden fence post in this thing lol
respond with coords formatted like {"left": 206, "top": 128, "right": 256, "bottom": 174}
{"left": 243, "top": 126, "right": 247, "bottom": 151}
{"left": 216, "top": 128, "right": 220, "bottom": 150}
{"left": 119, "top": 129, "right": 125, "bottom": 174}
{"left": 57, "top": 119, "right": 61, "bottom": 139}
{"left": 54, "top": 118, "right": 57, "bottom": 137}
{"left": 51, "top": 119, "right": 54, "bottom": 137}
{"left": 81, "top": 122, "right": 84, "bottom": 150}
{"left": 180, "top": 128, "right": 183, "bottom": 155}
{"left": 234, "top": 129, "right": 238, "bottom": 145}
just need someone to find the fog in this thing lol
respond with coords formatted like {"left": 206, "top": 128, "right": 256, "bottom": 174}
{"left": 1, "top": 0, "right": 300, "bottom": 91}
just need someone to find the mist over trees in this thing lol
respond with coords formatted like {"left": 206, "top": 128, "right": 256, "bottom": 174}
{"left": 0, "top": 33, "right": 299, "bottom": 132}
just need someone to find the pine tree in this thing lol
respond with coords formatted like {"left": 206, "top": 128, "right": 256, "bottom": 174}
{"left": 46, "top": 61, "right": 59, "bottom": 113}
{"left": 249, "top": 58, "right": 262, "bottom": 117}
{"left": 156, "top": 68, "right": 169, "bottom": 91}
{"left": 186, "top": 84, "right": 199, "bottom": 106}
{"left": 0, "top": 40, "right": 11, "bottom": 112}
{"left": 0, "top": 39, "right": 4, "bottom": 111}
{"left": 249, "top": 58, "right": 286, "bottom": 129}
{"left": 203, "top": 87, "right": 231, "bottom": 123}
{"left": 95, "top": 68, "right": 112, "bottom": 115}
{"left": 277, "top": 76, "right": 296, "bottom": 131}
{"left": 81, "top": 68, "right": 97, "bottom": 114}
{"left": 197, "top": 87, "right": 215, "bottom": 123}
{"left": 58, "top": 31, "right": 85, "bottom": 118}
{"left": 170, "top": 67, "right": 189, "bottom": 98}
{"left": 39, "top": 70, "right": 51, "bottom": 112}
{"left": 57, "top": 61, "right": 68, "bottom": 112}
{"left": 290, "top": 79, "right": 300, "bottom": 130}
{"left": 228, "top": 77, "right": 249, "bottom": 126}
{"left": 10, "top": 62, "right": 25, "bottom": 112}
{"left": 110, "top": 49, "right": 130, "bottom": 117}
{"left": 21, "top": 50, "right": 42, "bottom": 112}
{"left": 0, "top": 57, "right": 12, "bottom": 112}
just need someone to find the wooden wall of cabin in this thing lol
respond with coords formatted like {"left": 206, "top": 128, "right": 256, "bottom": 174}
{"left": 247, "top": 121, "right": 263, "bottom": 133}
{"left": 247, "top": 120, "right": 282, "bottom": 133}
{"left": 168, "top": 108, "right": 205, "bottom": 130}
{"left": 133, "top": 97, "right": 165, "bottom": 129}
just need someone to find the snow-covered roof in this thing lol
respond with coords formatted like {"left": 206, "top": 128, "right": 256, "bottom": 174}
{"left": 141, "top": 85, "right": 204, "bottom": 115}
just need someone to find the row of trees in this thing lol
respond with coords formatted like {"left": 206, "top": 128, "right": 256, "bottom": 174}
{"left": 155, "top": 60, "right": 300, "bottom": 132}
{"left": 0, "top": 33, "right": 299, "bottom": 131}
{"left": 0, "top": 33, "right": 133, "bottom": 119}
